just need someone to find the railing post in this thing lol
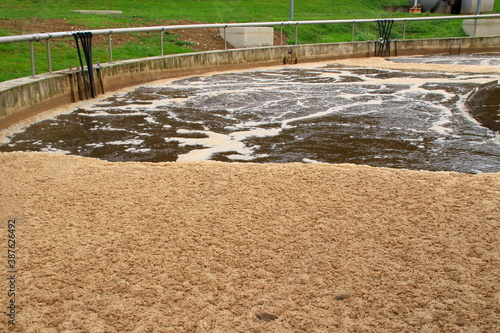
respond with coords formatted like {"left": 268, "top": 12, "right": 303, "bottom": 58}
{"left": 46, "top": 39, "right": 52, "bottom": 73}
{"left": 403, "top": 19, "right": 407, "bottom": 40}
{"left": 107, "top": 33, "right": 113, "bottom": 63}
{"left": 352, "top": 21, "right": 355, "bottom": 42}
{"left": 160, "top": 30, "right": 164, "bottom": 56}
{"left": 280, "top": 24, "right": 283, "bottom": 46}
{"left": 30, "top": 41, "right": 35, "bottom": 78}
{"left": 474, "top": 0, "right": 482, "bottom": 37}
{"left": 473, "top": 15, "right": 479, "bottom": 37}
{"left": 224, "top": 26, "right": 227, "bottom": 50}
{"left": 295, "top": 23, "right": 298, "bottom": 45}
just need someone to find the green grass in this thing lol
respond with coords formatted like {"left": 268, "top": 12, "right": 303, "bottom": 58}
{"left": 0, "top": 0, "right": 497, "bottom": 81}
{"left": 1, "top": 1, "right": 408, "bottom": 22}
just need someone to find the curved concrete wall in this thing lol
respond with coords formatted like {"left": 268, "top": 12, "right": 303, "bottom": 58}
{"left": 1, "top": 37, "right": 499, "bottom": 129}
{"left": 466, "top": 80, "right": 500, "bottom": 132}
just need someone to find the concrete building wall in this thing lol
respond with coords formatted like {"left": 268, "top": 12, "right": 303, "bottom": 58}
{"left": 1, "top": 37, "right": 499, "bottom": 129}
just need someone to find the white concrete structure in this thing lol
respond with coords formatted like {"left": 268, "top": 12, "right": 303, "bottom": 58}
{"left": 219, "top": 27, "right": 274, "bottom": 48}
{"left": 463, "top": 18, "right": 500, "bottom": 36}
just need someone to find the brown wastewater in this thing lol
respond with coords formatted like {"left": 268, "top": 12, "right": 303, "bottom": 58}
{"left": 1, "top": 54, "right": 499, "bottom": 173}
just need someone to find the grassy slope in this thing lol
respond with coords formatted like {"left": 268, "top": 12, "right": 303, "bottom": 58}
{"left": 0, "top": 0, "right": 497, "bottom": 81}
{"left": 1, "top": 1, "right": 407, "bottom": 22}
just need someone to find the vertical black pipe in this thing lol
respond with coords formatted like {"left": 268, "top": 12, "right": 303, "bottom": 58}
{"left": 73, "top": 33, "right": 89, "bottom": 99}
{"left": 73, "top": 32, "right": 96, "bottom": 99}
{"left": 376, "top": 20, "right": 394, "bottom": 57}
{"left": 82, "top": 32, "right": 96, "bottom": 98}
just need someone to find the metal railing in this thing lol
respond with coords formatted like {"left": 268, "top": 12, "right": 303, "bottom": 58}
{"left": 1, "top": 14, "right": 499, "bottom": 79}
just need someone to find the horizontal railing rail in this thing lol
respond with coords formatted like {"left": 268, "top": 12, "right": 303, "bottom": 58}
{"left": 1, "top": 14, "right": 499, "bottom": 79}
{"left": 2, "top": 14, "right": 500, "bottom": 44}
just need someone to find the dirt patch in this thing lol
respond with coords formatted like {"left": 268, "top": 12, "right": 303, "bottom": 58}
{"left": 383, "top": 6, "right": 410, "bottom": 13}
{"left": 0, "top": 152, "right": 498, "bottom": 332}
{"left": 163, "top": 20, "right": 235, "bottom": 51}
{"left": 0, "top": 18, "right": 85, "bottom": 35}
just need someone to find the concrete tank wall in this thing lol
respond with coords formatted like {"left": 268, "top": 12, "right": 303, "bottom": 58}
{"left": 466, "top": 80, "right": 500, "bottom": 131}
{"left": 1, "top": 37, "right": 499, "bottom": 129}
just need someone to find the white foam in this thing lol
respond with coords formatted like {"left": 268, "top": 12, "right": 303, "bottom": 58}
{"left": 40, "top": 147, "right": 71, "bottom": 154}
{"left": 106, "top": 139, "right": 144, "bottom": 145}
{"left": 165, "top": 130, "right": 246, "bottom": 162}
{"left": 76, "top": 110, "right": 111, "bottom": 116}
{"left": 90, "top": 126, "right": 127, "bottom": 132}
{"left": 429, "top": 103, "right": 454, "bottom": 136}
{"left": 283, "top": 106, "right": 340, "bottom": 126}
{"left": 144, "top": 116, "right": 158, "bottom": 124}
{"left": 303, "top": 158, "right": 322, "bottom": 164}
{"left": 227, "top": 153, "right": 269, "bottom": 161}
{"left": 230, "top": 127, "right": 282, "bottom": 141}
{"left": 165, "top": 126, "right": 283, "bottom": 162}
{"left": 85, "top": 143, "right": 104, "bottom": 148}
{"left": 124, "top": 148, "right": 151, "bottom": 153}
{"left": 77, "top": 110, "right": 149, "bottom": 117}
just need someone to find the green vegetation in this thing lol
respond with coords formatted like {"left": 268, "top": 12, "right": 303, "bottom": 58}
{"left": 1, "top": 1, "right": 408, "bottom": 22}
{"left": 0, "top": 0, "right": 498, "bottom": 81}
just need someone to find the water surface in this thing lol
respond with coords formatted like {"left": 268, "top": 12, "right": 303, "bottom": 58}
{"left": 1, "top": 59, "right": 499, "bottom": 173}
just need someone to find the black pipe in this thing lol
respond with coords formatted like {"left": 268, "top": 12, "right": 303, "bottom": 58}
{"left": 73, "top": 33, "right": 89, "bottom": 99}
{"left": 376, "top": 20, "right": 394, "bottom": 57}
{"left": 73, "top": 32, "right": 96, "bottom": 99}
